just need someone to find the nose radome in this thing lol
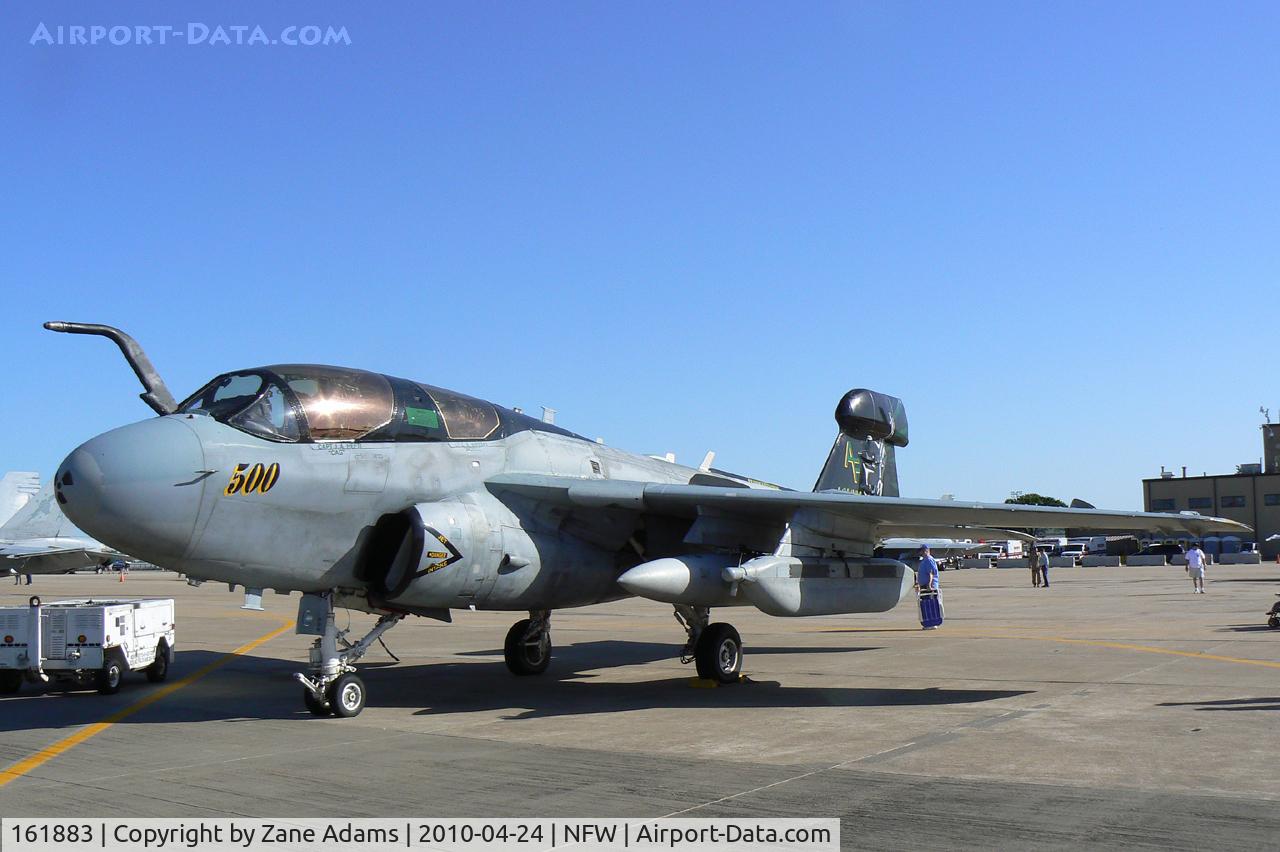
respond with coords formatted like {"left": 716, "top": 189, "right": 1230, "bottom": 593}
{"left": 57, "top": 416, "right": 205, "bottom": 562}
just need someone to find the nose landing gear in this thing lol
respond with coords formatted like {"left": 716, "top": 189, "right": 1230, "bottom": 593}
{"left": 294, "top": 593, "right": 404, "bottom": 718}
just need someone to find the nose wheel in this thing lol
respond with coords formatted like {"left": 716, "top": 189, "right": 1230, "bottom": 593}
{"left": 294, "top": 593, "right": 403, "bottom": 718}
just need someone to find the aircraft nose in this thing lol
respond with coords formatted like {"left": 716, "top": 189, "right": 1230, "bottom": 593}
{"left": 56, "top": 417, "right": 206, "bottom": 561}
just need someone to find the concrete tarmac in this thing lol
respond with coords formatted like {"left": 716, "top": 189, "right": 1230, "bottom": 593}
{"left": 2, "top": 564, "right": 1279, "bottom": 849}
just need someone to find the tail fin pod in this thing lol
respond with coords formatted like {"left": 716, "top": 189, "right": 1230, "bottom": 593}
{"left": 813, "top": 389, "right": 909, "bottom": 496}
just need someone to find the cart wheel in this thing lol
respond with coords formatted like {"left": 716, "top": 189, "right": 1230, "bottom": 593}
{"left": 145, "top": 644, "right": 170, "bottom": 683}
{"left": 1268, "top": 615, "right": 1280, "bottom": 630}
{"left": 96, "top": 658, "right": 124, "bottom": 695}
{"left": 0, "top": 670, "right": 21, "bottom": 695}
{"left": 302, "top": 687, "right": 331, "bottom": 717}
{"left": 326, "top": 673, "right": 366, "bottom": 718}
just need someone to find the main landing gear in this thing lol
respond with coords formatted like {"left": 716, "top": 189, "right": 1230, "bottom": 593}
{"left": 294, "top": 593, "right": 404, "bottom": 718}
{"left": 504, "top": 610, "right": 552, "bottom": 676}
{"left": 674, "top": 605, "right": 743, "bottom": 684}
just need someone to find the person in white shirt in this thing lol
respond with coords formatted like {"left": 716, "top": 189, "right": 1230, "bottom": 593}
{"left": 1185, "top": 545, "right": 1207, "bottom": 594}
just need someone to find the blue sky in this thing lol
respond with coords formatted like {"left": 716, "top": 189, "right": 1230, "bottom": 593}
{"left": 2, "top": 2, "right": 1275, "bottom": 508}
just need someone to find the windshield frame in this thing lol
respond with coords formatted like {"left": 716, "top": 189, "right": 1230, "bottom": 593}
{"left": 179, "top": 366, "right": 402, "bottom": 444}
{"left": 177, "top": 370, "right": 305, "bottom": 443}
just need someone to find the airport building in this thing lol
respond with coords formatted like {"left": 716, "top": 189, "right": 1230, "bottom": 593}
{"left": 1142, "top": 423, "right": 1280, "bottom": 558}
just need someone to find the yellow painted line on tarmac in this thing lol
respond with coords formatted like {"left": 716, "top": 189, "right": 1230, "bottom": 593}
{"left": 0, "top": 619, "right": 294, "bottom": 788}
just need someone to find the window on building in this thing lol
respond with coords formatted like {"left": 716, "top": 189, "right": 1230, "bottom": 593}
{"left": 1151, "top": 498, "right": 1176, "bottom": 511}
{"left": 1188, "top": 497, "right": 1212, "bottom": 509}
{"left": 1265, "top": 493, "right": 1280, "bottom": 507}
{"left": 1219, "top": 495, "right": 1246, "bottom": 509}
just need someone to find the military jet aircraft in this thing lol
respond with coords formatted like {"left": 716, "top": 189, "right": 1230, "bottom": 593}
{"left": 46, "top": 322, "right": 1250, "bottom": 718}
{"left": 1, "top": 480, "right": 120, "bottom": 576}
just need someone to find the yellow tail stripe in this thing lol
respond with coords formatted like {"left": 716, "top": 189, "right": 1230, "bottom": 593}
{"left": 0, "top": 620, "right": 294, "bottom": 788}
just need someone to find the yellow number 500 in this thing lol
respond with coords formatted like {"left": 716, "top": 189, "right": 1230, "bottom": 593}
{"left": 224, "top": 462, "right": 281, "bottom": 496}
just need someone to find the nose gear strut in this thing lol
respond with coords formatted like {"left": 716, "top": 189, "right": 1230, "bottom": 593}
{"left": 293, "top": 592, "right": 404, "bottom": 717}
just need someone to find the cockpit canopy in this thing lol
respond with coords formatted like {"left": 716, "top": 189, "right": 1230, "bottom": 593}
{"left": 178, "top": 364, "right": 519, "bottom": 444}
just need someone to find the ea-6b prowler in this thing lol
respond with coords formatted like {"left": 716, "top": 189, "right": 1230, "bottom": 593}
{"left": 46, "top": 322, "right": 1249, "bottom": 717}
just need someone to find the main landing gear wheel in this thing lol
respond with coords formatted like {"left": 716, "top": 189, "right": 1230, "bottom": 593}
{"left": 327, "top": 672, "right": 366, "bottom": 718}
{"left": 504, "top": 617, "right": 551, "bottom": 676}
{"left": 694, "top": 623, "right": 742, "bottom": 684}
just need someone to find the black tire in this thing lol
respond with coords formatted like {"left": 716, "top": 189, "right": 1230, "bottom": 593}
{"left": 303, "top": 686, "right": 331, "bottom": 716}
{"left": 326, "top": 672, "right": 366, "bottom": 718}
{"left": 96, "top": 658, "right": 124, "bottom": 695}
{"left": 0, "top": 670, "right": 22, "bottom": 695}
{"left": 145, "top": 643, "right": 170, "bottom": 683}
{"left": 504, "top": 619, "right": 551, "bottom": 676}
{"left": 1269, "top": 616, "right": 1280, "bottom": 630}
{"left": 694, "top": 623, "right": 743, "bottom": 684}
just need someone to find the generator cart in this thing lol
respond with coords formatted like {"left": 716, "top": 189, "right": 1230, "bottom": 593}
{"left": 0, "top": 596, "right": 175, "bottom": 694}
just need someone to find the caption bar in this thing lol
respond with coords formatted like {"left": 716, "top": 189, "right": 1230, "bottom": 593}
{"left": 1, "top": 819, "right": 839, "bottom": 852}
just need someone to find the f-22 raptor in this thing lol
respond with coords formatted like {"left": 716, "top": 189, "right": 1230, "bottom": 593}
{"left": 46, "top": 322, "right": 1248, "bottom": 717}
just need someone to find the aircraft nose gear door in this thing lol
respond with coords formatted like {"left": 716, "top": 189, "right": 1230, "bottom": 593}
{"left": 293, "top": 592, "right": 404, "bottom": 717}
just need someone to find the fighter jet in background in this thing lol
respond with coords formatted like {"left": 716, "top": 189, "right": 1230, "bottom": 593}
{"left": 47, "top": 322, "right": 1250, "bottom": 717}
{"left": 0, "top": 479, "right": 121, "bottom": 576}
{"left": 1, "top": 480, "right": 120, "bottom": 576}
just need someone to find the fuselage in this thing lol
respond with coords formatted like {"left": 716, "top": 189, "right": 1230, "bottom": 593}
{"left": 54, "top": 364, "right": 775, "bottom": 613}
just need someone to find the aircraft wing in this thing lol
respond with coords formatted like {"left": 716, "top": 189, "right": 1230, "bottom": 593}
{"left": 0, "top": 542, "right": 116, "bottom": 574}
{"left": 487, "top": 474, "right": 1250, "bottom": 542}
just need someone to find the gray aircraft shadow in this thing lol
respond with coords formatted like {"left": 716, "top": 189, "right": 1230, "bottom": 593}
{"left": 1158, "top": 697, "right": 1280, "bottom": 712}
{"left": 0, "top": 642, "right": 1030, "bottom": 730}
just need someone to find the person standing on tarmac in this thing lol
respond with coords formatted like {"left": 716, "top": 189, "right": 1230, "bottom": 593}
{"left": 1038, "top": 548, "right": 1050, "bottom": 588}
{"left": 1031, "top": 550, "right": 1042, "bottom": 587}
{"left": 1186, "top": 544, "right": 1208, "bottom": 594}
{"left": 917, "top": 544, "right": 939, "bottom": 591}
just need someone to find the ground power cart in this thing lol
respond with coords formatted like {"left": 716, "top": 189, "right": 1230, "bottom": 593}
{"left": 0, "top": 596, "right": 175, "bottom": 694}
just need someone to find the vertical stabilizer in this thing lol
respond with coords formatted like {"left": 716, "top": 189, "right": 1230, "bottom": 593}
{"left": 0, "top": 472, "right": 41, "bottom": 528}
{"left": 0, "top": 482, "right": 82, "bottom": 539}
{"left": 813, "top": 390, "right": 908, "bottom": 497}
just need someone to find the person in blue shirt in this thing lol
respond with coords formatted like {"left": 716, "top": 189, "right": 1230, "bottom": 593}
{"left": 916, "top": 544, "right": 939, "bottom": 591}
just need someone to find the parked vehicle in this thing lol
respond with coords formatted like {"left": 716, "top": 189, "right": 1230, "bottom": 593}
{"left": 1035, "top": 537, "right": 1066, "bottom": 554}
{"left": 0, "top": 596, "right": 175, "bottom": 695}
{"left": 1056, "top": 544, "right": 1087, "bottom": 561}
{"left": 977, "top": 540, "right": 1024, "bottom": 560}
